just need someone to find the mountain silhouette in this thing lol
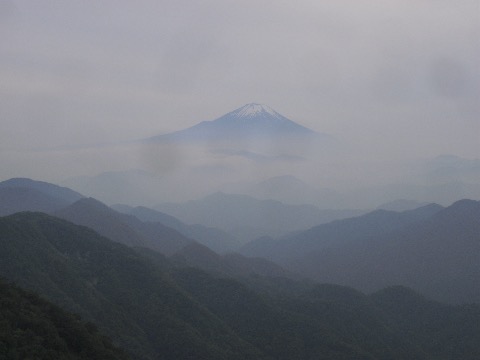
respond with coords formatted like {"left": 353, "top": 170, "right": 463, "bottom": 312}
{"left": 0, "top": 177, "right": 84, "bottom": 216}
{"left": 247, "top": 200, "right": 479, "bottom": 304}
{"left": 55, "top": 197, "right": 193, "bottom": 255}
{"left": 144, "top": 103, "right": 329, "bottom": 142}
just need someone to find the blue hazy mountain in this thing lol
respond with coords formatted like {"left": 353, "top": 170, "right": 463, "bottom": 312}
{"left": 242, "top": 200, "right": 480, "bottom": 304}
{"left": 0, "top": 177, "right": 84, "bottom": 204}
{"left": 0, "top": 177, "right": 84, "bottom": 216}
{"left": 155, "top": 192, "right": 364, "bottom": 243}
{"left": 144, "top": 103, "right": 329, "bottom": 142}
{"left": 112, "top": 204, "right": 242, "bottom": 253}
{"left": 55, "top": 197, "right": 193, "bottom": 255}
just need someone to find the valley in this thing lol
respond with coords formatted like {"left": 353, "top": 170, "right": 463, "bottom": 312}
{"left": 0, "top": 177, "right": 479, "bottom": 359}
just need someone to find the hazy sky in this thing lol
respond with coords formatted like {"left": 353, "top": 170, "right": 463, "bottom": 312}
{"left": 0, "top": 1, "right": 479, "bottom": 171}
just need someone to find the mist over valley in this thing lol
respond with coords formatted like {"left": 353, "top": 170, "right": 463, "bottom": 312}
{"left": 1, "top": 1, "right": 478, "bottom": 359}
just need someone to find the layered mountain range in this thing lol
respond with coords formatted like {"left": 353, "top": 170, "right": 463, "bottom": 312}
{"left": 240, "top": 200, "right": 480, "bottom": 304}
{"left": 55, "top": 102, "right": 480, "bottom": 210}
{"left": 1, "top": 211, "right": 479, "bottom": 359}
{"left": 1, "top": 177, "right": 478, "bottom": 304}
{"left": 0, "top": 177, "right": 479, "bottom": 359}
{"left": 155, "top": 192, "right": 364, "bottom": 242}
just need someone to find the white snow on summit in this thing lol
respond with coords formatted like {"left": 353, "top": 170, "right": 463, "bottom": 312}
{"left": 232, "top": 103, "right": 280, "bottom": 118}
{"left": 144, "top": 102, "right": 324, "bottom": 143}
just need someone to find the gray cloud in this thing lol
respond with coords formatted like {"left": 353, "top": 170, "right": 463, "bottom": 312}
{"left": 0, "top": 0, "right": 478, "bottom": 188}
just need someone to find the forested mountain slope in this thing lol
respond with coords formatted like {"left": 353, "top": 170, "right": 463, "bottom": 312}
{"left": 0, "top": 211, "right": 479, "bottom": 359}
{"left": 0, "top": 212, "right": 262, "bottom": 360}
{"left": 0, "top": 278, "right": 129, "bottom": 360}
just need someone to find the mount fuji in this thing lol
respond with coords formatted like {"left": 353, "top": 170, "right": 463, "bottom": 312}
{"left": 144, "top": 103, "right": 329, "bottom": 143}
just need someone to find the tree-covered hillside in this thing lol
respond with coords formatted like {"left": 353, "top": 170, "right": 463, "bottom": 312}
{"left": 0, "top": 211, "right": 479, "bottom": 359}
{"left": 0, "top": 278, "right": 129, "bottom": 360}
{"left": 0, "top": 212, "right": 262, "bottom": 360}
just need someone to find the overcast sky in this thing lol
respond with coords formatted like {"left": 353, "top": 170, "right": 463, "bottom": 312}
{"left": 1, "top": 0, "right": 479, "bottom": 161}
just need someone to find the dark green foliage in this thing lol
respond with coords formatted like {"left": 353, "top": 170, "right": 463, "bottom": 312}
{"left": 371, "top": 286, "right": 480, "bottom": 360}
{"left": 1, "top": 211, "right": 479, "bottom": 360}
{"left": 173, "top": 268, "right": 480, "bottom": 360}
{"left": 0, "top": 278, "right": 129, "bottom": 360}
{"left": 172, "top": 267, "right": 369, "bottom": 360}
{"left": 0, "top": 212, "right": 261, "bottom": 360}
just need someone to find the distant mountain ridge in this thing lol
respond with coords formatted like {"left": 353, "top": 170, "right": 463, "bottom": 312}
{"left": 0, "top": 178, "right": 85, "bottom": 216}
{"left": 170, "top": 241, "right": 294, "bottom": 279}
{"left": 0, "top": 177, "right": 197, "bottom": 256}
{"left": 112, "top": 204, "right": 241, "bottom": 253}
{"left": 0, "top": 177, "right": 84, "bottom": 203}
{"left": 242, "top": 200, "right": 480, "bottom": 304}
{"left": 220, "top": 175, "right": 342, "bottom": 207}
{"left": 55, "top": 197, "right": 194, "bottom": 255}
{"left": 376, "top": 199, "right": 430, "bottom": 211}
{"left": 155, "top": 192, "right": 364, "bottom": 242}
{"left": 144, "top": 103, "right": 329, "bottom": 142}
{"left": 240, "top": 203, "right": 444, "bottom": 261}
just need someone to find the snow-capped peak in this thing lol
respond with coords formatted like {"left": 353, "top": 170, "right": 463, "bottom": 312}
{"left": 145, "top": 102, "right": 322, "bottom": 142}
{"left": 232, "top": 103, "right": 280, "bottom": 118}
